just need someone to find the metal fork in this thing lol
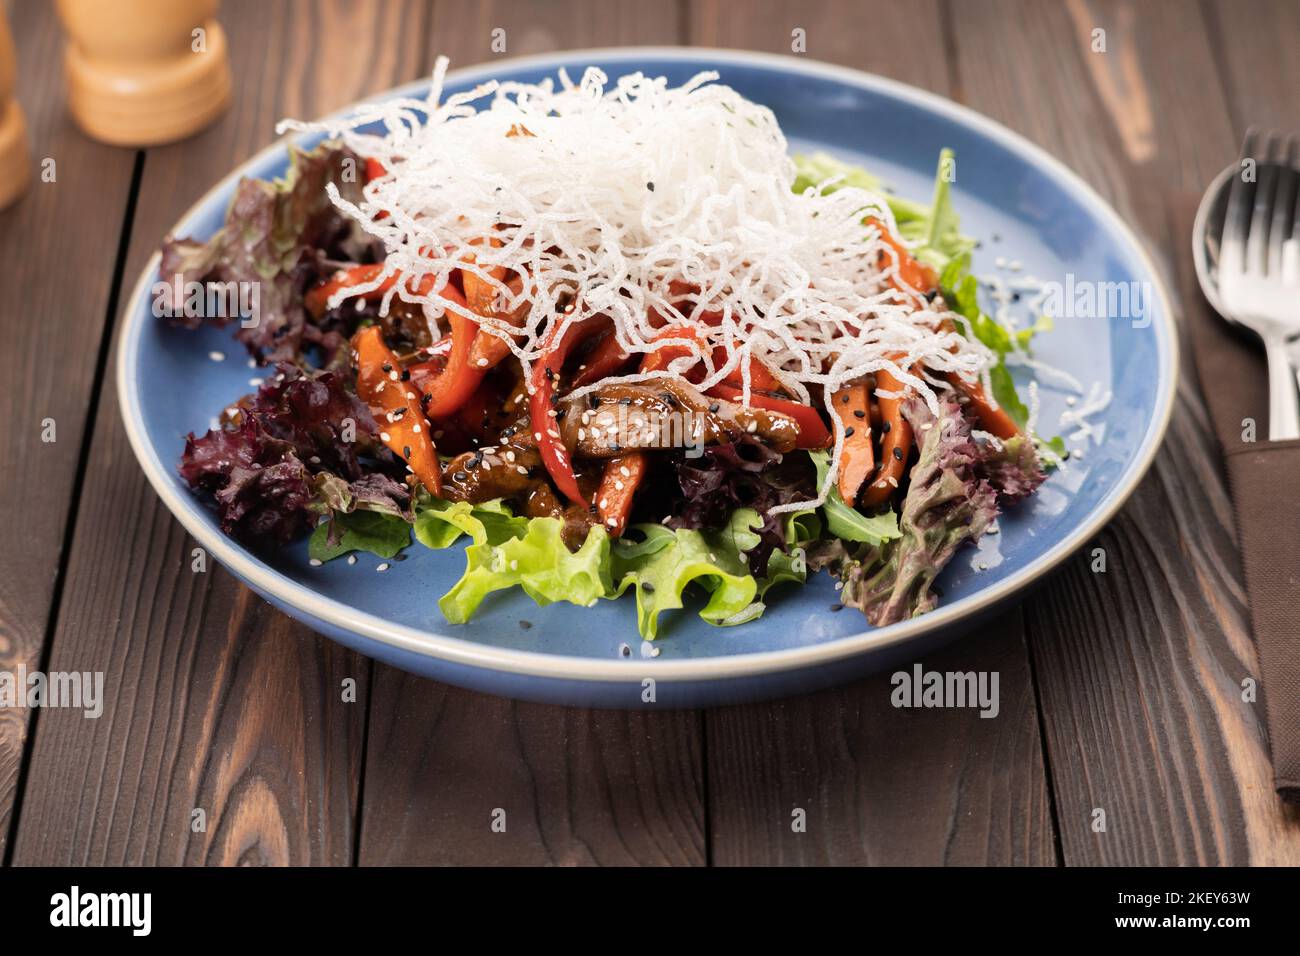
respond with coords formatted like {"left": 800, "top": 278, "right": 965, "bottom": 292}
{"left": 1218, "top": 129, "right": 1300, "bottom": 441}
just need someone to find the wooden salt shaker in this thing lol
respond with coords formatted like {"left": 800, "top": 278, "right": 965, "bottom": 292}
{"left": 0, "top": 4, "right": 31, "bottom": 209}
{"left": 56, "top": 0, "right": 231, "bottom": 146}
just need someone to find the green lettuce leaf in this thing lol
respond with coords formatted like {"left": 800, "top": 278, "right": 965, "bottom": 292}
{"left": 939, "top": 252, "right": 1031, "bottom": 429}
{"left": 413, "top": 499, "right": 805, "bottom": 640}
{"left": 792, "top": 148, "right": 975, "bottom": 270}
{"left": 806, "top": 450, "right": 901, "bottom": 545}
{"left": 308, "top": 510, "right": 411, "bottom": 562}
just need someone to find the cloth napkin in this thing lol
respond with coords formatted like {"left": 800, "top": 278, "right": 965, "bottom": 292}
{"left": 1176, "top": 196, "right": 1300, "bottom": 802}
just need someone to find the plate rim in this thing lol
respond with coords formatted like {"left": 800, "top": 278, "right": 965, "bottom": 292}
{"left": 116, "top": 46, "right": 1179, "bottom": 683}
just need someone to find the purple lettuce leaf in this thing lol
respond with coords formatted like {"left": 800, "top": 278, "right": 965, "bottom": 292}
{"left": 974, "top": 432, "right": 1046, "bottom": 502}
{"left": 834, "top": 397, "right": 999, "bottom": 626}
{"left": 665, "top": 437, "right": 814, "bottom": 576}
{"left": 160, "top": 142, "right": 379, "bottom": 365}
{"left": 180, "top": 364, "right": 410, "bottom": 546}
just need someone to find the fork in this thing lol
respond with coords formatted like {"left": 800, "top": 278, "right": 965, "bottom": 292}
{"left": 1219, "top": 129, "right": 1300, "bottom": 441}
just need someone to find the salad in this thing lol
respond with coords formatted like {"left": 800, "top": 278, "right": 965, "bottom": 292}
{"left": 164, "top": 61, "right": 1057, "bottom": 641}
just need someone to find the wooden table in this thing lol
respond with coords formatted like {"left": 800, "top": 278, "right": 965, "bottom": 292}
{"left": 2, "top": 0, "right": 1298, "bottom": 867}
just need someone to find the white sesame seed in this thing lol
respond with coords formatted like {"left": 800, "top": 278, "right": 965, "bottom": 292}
{"left": 477, "top": 357, "right": 489, "bottom": 367}
{"left": 746, "top": 420, "right": 758, "bottom": 432}
{"left": 208, "top": 350, "right": 225, "bottom": 362}
{"left": 309, "top": 558, "right": 322, "bottom": 567}
{"left": 380, "top": 431, "right": 391, "bottom": 442}
{"left": 376, "top": 563, "right": 390, "bottom": 572}
{"left": 249, "top": 377, "right": 264, "bottom": 387}
{"left": 412, "top": 424, "right": 421, "bottom": 433}
{"left": 347, "top": 554, "right": 357, "bottom": 565}
{"left": 614, "top": 480, "right": 624, "bottom": 491}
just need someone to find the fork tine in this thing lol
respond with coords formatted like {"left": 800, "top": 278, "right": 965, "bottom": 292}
{"left": 1268, "top": 134, "right": 1300, "bottom": 277}
{"left": 1248, "top": 131, "right": 1279, "bottom": 275}
{"left": 1223, "top": 128, "right": 1257, "bottom": 275}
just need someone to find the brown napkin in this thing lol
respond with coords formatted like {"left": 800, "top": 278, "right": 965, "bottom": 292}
{"left": 1175, "top": 195, "right": 1300, "bottom": 802}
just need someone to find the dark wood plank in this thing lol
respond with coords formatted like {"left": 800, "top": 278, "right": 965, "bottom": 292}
{"left": 689, "top": 0, "right": 955, "bottom": 95}
{"left": 10, "top": 0, "right": 430, "bottom": 866}
{"left": 354, "top": 1, "right": 707, "bottom": 867}
{"left": 1202, "top": 0, "right": 1300, "bottom": 139}
{"left": 359, "top": 682, "right": 704, "bottom": 866}
{"left": 687, "top": 0, "right": 1056, "bottom": 865}
{"left": 949, "top": 0, "right": 1300, "bottom": 864}
{"left": 708, "top": 628, "right": 1055, "bottom": 865}
{"left": 0, "top": 1, "right": 139, "bottom": 859}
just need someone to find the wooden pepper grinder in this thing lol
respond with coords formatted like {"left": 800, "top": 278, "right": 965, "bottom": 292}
{"left": 56, "top": 0, "right": 231, "bottom": 146}
{"left": 0, "top": 3, "right": 31, "bottom": 209}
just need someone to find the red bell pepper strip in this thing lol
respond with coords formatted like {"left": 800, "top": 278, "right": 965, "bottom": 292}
{"left": 419, "top": 284, "right": 485, "bottom": 420}
{"left": 351, "top": 326, "right": 442, "bottom": 497}
{"left": 831, "top": 381, "right": 874, "bottom": 507}
{"left": 571, "top": 324, "right": 633, "bottom": 388}
{"left": 638, "top": 325, "right": 782, "bottom": 392}
{"left": 861, "top": 367, "right": 915, "bottom": 506}
{"left": 706, "top": 383, "right": 832, "bottom": 449}
{"left": 639, "top": 324, "right": 709, "bottom": 377}
{"left": 529, "top": 317, "right": 599, "bottom": 506}
{"left": 365, "top": 157, "right": 387, "bottom": 181}
{"left": 595, "top": 452, "right": 647, "bottom": 538}
{"left": 304, "top": 264, "right": 443, "bottom": 319}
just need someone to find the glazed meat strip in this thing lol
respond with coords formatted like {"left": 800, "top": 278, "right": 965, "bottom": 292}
{"left": 557, "top": 378, "right": 799, "bottom": 457}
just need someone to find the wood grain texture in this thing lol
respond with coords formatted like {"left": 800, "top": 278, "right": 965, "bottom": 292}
{"left": 0, "top": 1, "right": 138, "bottom": 858}
{"left": 707, "top": 627, "right": 1056, "bottom": 865}
{"left": 949, "top": 0, "right": 1300, "bottom": 864}
{"left": 350, "top": 0, "right": 705, "bottom": 869}
{"left": 430, "top": 0, "right": 683, "bottom": 60}
{"left": 688, "top": 0, "right": 954, "bottom": 94}
{"left": 358, "top": 680, "right": 705, "bottom": 865}
{"left": 687, "top": 0, "right": 1056, "bottom": 865}
{"left": 9, "top": 0, "right": 430, "bottom": 866}
{"left": 1201, "top": 0, "right": 1300, "bottom": 139}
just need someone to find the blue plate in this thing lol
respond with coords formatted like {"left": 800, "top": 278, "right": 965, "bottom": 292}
{"left": 117, "top": 49, "right": 1176, "bottom": 707}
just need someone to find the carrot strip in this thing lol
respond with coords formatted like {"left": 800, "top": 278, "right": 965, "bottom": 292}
{"left": 860, "top": 367, "right": 914, "bottom": 506}
{"left": 831, "top": 381, "right": 874, "bottom": 507}
{"left": 945, "top": 373, "right": 1020, "bottom": 439}
{"left": 595, "top": 452, "right": 647, "bottom": 538}
{"left": 351, "top": 326, "right": 442, "bottom": 497}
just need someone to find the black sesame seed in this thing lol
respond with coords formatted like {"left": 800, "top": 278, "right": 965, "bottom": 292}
{"left": 452, "top": 471, "right": 467, "bottom": 482}
{"left": 841, "top": 393, "right": 851, "bottom": 404}
{"left": 545, "top": 366, "right": 555, "bottom": 381}
{"left": 830, "top": 603, "right": 844, "bottom": 612}
{"left": 881, "top": 421, "right": 892, "bottom": 434}
{"left": 646, "top": 182, "right": 655, "bottom": 191}
{"left": 392, "top": 407, "right": 406, "bottom": 419}
{"left": 381, "top": 362, "right": 393, "bottom": 373}
{"left": 708, "top": 403, "right": 720, "bottom": 414}
{"left": 400, "top": 369, "right": 410, "bottom": 381}
{"left": 556, "top": 408, "right": 566, "bottom": 421}
{"left": 642, "top": 581, "right": 656, "bottom": 593}
{"left": 403, "top": 445, "right": 411, "bottom": 460}
{"left": 892, "top": 446, "right": 903, "bottom": 461}
{"left": 844, "top": 426, "right": 855, "bottom": 438}
{"left": 853, "top": 408, "right": 866, "bottom": 418}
